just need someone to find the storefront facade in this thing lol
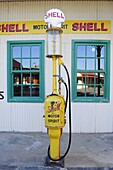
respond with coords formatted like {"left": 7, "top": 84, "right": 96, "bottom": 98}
{"left": 0, "top": 0, "right": 113, "bottom": 133}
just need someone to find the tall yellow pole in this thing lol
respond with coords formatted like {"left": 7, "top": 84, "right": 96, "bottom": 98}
{"left": 49, "top": 55, "right": 61, "bottom": 160}
{"left": 52, "top": 56, "right": 57, "bottom": 94}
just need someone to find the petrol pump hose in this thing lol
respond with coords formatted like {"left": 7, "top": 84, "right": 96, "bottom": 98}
{"left": 47, "top": 63, "right": 72, "bottom": 161}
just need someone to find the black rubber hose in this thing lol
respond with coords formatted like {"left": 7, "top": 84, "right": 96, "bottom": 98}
{"left": 62, "top": 79, "right": 68, "bottom": 113}
{"left": 47, "top": 64, "right": 72, "bottom": 161}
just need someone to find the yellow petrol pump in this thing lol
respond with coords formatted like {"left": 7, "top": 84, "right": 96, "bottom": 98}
{"left": 44, "top": 9, "right": 71, "bottom": 167}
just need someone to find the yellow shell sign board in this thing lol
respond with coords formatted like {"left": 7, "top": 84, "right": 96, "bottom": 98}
{"left": 65, "top": 20, "right": 111, "bottom": 34}
{"left": 0, "top": 20, "right": 111, "bottom": 35}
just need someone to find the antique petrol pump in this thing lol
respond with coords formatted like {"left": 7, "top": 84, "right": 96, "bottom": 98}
{"left": 44, "top": 9, "right": 71, "bottom": 167}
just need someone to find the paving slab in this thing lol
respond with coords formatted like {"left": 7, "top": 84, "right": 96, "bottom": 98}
{"left": 0, "top": 132, "right": 113, "bottom": 169}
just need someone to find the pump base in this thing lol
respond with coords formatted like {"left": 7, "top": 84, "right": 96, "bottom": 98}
{"left": 44, "top": 156, "right": 64, "bottom": 167}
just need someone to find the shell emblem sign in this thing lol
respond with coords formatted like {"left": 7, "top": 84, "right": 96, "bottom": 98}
{"left": 44, "top": 8, "right": 65, "bottom": 28}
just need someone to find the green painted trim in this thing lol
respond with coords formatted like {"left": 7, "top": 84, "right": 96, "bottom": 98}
{"left": 7, "top": 40, "right": 45, "bottom": 103}
{"left": 71, "top": 40, "right": 110, "bottom": 103}
{"left": 105, "top": 40, "right": 110, "bottom": 102}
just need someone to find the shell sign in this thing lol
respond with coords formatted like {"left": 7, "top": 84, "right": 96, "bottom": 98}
{"left": 0, "top": 20, "right": 111, "bottom": 35}
{"left": 44, "top": 9, "right": 65, "bottom": 28}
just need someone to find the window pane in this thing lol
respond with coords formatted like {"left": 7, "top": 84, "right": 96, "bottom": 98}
{"left": 96, "top": 59, "right": 104, "bottom": 70}
{"left": 77, "top": 73, "right": 84, "bottom": 96}
{"left": 77, "top": 72, "right": 83, "bottom": 81}
{"left": 22, "top": 46, "right": 30, "bottom": 58}
{"left": 31, "top": 59, "right": 40, "bottom": 70}
{"left": 100, "top": 73, "right": 104, "bottom": 84}
{"left": 13, "top": 59, "right": 21, "bottom": 70}
{"left": 87, "top": 59, "right": 95, "bottom": 70}
{"left": 100, "top": 59, "right": 104, "bottom": 70}
{"left": 77, "top": 84, "right": 85, "bottom": 96}
{"left": 32, "top": 73, "right": 39, "bottom": 84}
{"left": 95, "top": 73, "right": 104, "bottom": 97}
{"left": 23, "top": 86, "right": 30, "bottom": 96}
{"left": 77, "top": 46, "right": 85, "bottom": 57}
{"left": 86, "top": 73, "right": 94, "bottom": 84}
{"left": 77, "top": 59, "right": 85, "bottom": 70}
{"left": 101, "top": 47, "right": 105, "bottom": 58}
{"left": 32, "top": 85, "right": 39, "bottom": 96}
{"left": 22, "top": 59, "right": 30, "bottom": 70}
{"left": 32, "top": 73, "right": 40, "bottom": 96}
{"left": 12, "top": 46, "right": 21, "bottom": 58}
{"left": 14, "top": 73, "right": 21, "bottom": 84}
{"left": 14, "top": 86, "right": 21, "bottom": 96}
{"left": 31, "top": 46, "right": 40, "bottom": 58}
{"left": 22, "top": 73, "right": 30, "bottom": 85}
{"left": 86, "top": 85, "right": 94, "bottom": 97}
{"left": 87, "top": 46, "right": 95, "bottom": 57}
{"left": 96, "top": 73, "right": 104, "bottom": 84}
{"left": 96, "top": 85, "right": 104, "bottom": 97}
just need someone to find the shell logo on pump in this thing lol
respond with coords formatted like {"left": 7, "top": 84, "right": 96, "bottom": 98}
{"left": 44, "top": 9, "right": 65, "bottom": 28}
{"left": 44, "top": 95, "right": 65, "bottom": 128}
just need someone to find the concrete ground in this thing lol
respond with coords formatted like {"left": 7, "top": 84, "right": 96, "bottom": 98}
{"left": 0, "top": 132, "right": 113, "bottom": 170}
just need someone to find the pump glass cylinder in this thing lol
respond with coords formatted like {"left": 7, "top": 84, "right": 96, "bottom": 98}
{"left": 46, "top": 28, "right": 62, "bottom": 57}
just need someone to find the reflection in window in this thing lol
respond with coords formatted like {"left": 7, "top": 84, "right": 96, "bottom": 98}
{"left": 77, "top": 72, "right": 104, "bottom": 97}
{"left": 14, "top": 86, "right": 21, "bottom": 96}
{"left": 13, "top": 59, "right": 21, "bottom": 70}
{"left": 77, "top": 45, "right": 105, "bottom": 97}
{"left": 72, "top": 40, "right": 110, "bottom": 102}
{"left": 31, "top": 59, "right": 40, "bottom": 70}
{"left": 22, "top": 59, "right": 30, "bottom": 70}
{"left": 32, "top": 73, "right": 39, "bottom": 84}
{"left": 14, "top": 73, "right": 21, "bottom": 84}
{"left": 86, "top": 86, "right": 94, "bottom": 97}
{"left": 22, "top": 73, "right": 30, "bottom": 84}
{"left": 87, "top": 46, "right": 95, "bottom": 57}
{"left": 10, "top": 42, "right": 43, "bottom": 99}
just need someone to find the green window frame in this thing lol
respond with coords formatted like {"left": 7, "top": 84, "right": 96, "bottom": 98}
{"left": 72, "top": 40, "right": 110, "bottom": 102}
{"left": 7, "top": 40, "right": 45, "bottom": 103}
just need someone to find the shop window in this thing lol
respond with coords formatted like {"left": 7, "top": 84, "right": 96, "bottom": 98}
{"left": 72, "top": 40, "right": 110, "bottom": 102}
{"left": 7, "top": 40, "right": 45, "bottom": 102}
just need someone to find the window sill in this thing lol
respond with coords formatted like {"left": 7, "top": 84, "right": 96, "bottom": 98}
{"left": 72, "top": 97, "right": 110, "bottom": 103}
{"left": 8, "top": 96, "right": 44, "bottom": 103}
